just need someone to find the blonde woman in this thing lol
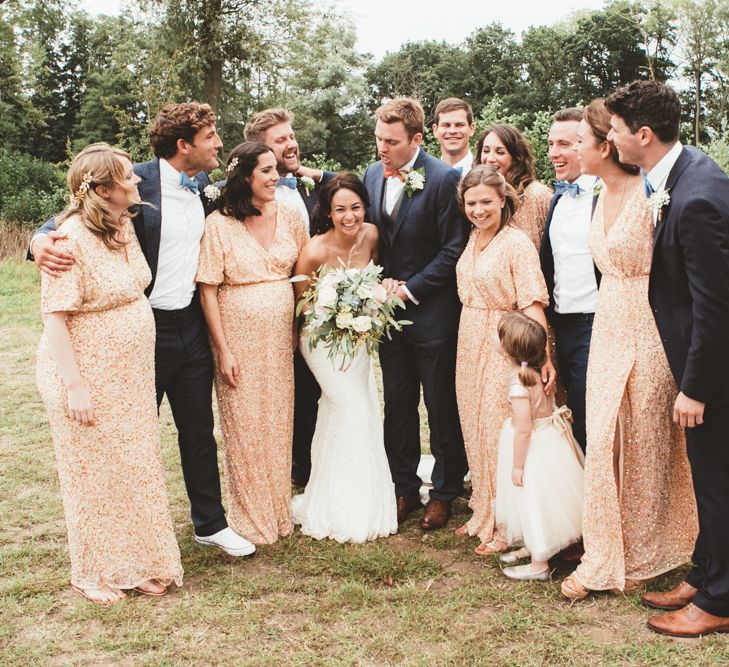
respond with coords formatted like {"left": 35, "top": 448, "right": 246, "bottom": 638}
{"left": 36, "top": 144, "right": 183, "bottom": 603}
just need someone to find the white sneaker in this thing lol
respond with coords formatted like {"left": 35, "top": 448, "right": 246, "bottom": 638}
{"left": 194, "top": 527, "right": 256, "bottom": 557}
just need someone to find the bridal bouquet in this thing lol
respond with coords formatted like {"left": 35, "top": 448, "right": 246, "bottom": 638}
{"left": 294, "top": 261, "right": 411, "bottom": 368}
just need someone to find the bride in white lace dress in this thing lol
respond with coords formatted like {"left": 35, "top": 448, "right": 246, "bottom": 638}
{"left": 291, "top": 173, "right": 397, "bottom": 543}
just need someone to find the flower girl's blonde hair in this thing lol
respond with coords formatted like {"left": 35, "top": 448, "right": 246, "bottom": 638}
{"left": 59, "top": 143, "right": 132, "bottom": 250}
{"left": 498, "top": 311, "right": 547, "bottom": 388}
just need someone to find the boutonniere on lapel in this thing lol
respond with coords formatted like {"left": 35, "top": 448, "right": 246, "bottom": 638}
{"left": 592, "top": 180, "right": 603, "bottom": 195}
{"left": 299, "top": 176, "right": 316, "bottom": 196}
{"left": 203, "top": 184, "right": 221, "bottom": 202}
{"left": 649, "top": 188, "right": 671, "bottom": 222}
{"left": 403, "top": 167, "right": 425, "bottom": 197}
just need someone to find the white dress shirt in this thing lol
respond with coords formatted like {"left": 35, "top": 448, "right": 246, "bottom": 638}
{"left": 276, "top": 174, "right": 310, "bottom": 229}
{"left": 384, "top": 148, "right": 420, "bottom": 216}
{"left": 148, "top": 159, "right": 206, "bottom": 311}
{"left": 644, "top": 141, "right": 682, "bottom": 225}
{"left": 384, "top": 148, "right": 421, "bottom": 304}
{"left": 549, "top": 174, "right": 599, "bottom": 314}
{"left": 445, "top": 151, "right": 474, "bottom": 176}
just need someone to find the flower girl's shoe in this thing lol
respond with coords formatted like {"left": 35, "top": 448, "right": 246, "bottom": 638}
{"left": 503, "top": 563, "right": 550, "bottom": 582}
{"left": 501, "top": 547, "right": 530, "bottom": 564}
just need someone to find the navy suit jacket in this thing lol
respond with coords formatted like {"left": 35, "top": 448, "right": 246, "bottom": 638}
{"left": 648, "top": 146, "right": 729, "bottom": 405}
{"left": 539, "top": 189, "right": 601, "bottom": 322}
{"left": 32, "top": 158, "right": 210, "bottom": 297}
{"left": 362, "top": 150, "right": 469, "bottom": 340}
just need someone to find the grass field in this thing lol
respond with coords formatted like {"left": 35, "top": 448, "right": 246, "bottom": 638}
{"left": 1, "top": 258, "right": 727, "bottom": 666}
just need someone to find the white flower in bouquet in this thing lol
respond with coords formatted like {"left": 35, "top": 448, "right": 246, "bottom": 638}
{"left": 352, "top": 316, "right": 373, "bottom": 332}
{"left": 317, "top": 285, "right": 338, "bottom": 307}
{"left": 336, "top": 311, "right": 354, "bottom": 329}
{"left": 372, "top": 283, "right": 387, "bottom": 304}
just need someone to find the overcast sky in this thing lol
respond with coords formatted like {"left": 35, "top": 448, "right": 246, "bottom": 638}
{"left": 82, "top": 0, "right": 606, "bottom": 60}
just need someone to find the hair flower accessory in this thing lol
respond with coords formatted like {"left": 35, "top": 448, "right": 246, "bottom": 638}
{"left": 520, "top": 361, "right": 529, "bottom": 367}
{"left": 74, "top": 171, "right": 94, "bottom": 202}
{"left": 204, "top": 184, "right": 221, "bottom": 202}
{"left": 299, "top": 175, "right": 315, "bottom": 196}
{"left": 226, "top": 157, "right": 239, "bottom": 174}
{"left": 649, "top": 188, "right": 671, "bottom": 222}
{"left": 403, "top": 167, "right": 425, "bottom": 197}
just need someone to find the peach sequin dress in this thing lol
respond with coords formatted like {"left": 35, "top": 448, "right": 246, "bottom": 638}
{"left": 456, "top": 225, "right": 549, "bottom": 543}
{"left": 196, "top": 203, "right": 307, "bottom": 544}
{"left": 573, "top": 186, "right": 698, "bottom": 591}
{"left": 36, "top": 217, "right": 183, "bottom": 590}
{"left": 513, "top": 181, "right": 552, "bottom": 249}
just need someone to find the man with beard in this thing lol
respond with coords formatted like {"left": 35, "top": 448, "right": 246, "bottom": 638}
{"left": 244, "top": 108, "right": 333, "bottom": 487}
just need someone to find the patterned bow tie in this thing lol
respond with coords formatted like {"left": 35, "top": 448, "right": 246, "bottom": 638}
{"left": 384, "top": 167, "right": 407, "bottom": 181}
{"left": 640, "top": 170, "right": 655, "bottom": 198}
{"left": 179, "top": 172, "right": 199, "bottom": 194}
{"left": 278, "top": 176, "right": 298, "bottom": 189}
{"left": 554, "top": 181, "right": 581, "bottom": 198}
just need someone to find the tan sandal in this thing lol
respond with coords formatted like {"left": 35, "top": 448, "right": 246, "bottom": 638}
{"left": 561, "top": 574, "right": 589, "bottom": 601}
{"left": 132, "top": 579, "right": 168, "bottom": 597}
{"left": 611, "top": 578, "right": 645, "bottom": 595}
{"left": 474, "top": 539, "right": 507, "bottom": 556}
{"left": 71, "top": 583, "right": 125, "bottom": 604}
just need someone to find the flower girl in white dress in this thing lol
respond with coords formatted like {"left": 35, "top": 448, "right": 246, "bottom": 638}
{"left": 291, "top": 173, "right": 397, "bottom": 543}
{"left": 493, "top": 312, "right": 585, "bottom": 581}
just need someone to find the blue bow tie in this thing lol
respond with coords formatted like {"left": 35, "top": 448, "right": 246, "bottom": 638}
{"left": 278, "top": 176, "right": 298, "bottom": 189}
{"left": 640, "top": 170, "right": 655, "bottom": 198}
{"left": 179, "top": 172, "right": 199, "bottom": 194}
{"left": 454, "top": 166, "right": 463, "bottom": 175}
{"left": 554, "top": 181, "right": 581, "bottom": 198}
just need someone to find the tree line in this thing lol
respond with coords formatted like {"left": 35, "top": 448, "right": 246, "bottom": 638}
{"left": 2, "top": 0, "right": 729, "bottom": 228}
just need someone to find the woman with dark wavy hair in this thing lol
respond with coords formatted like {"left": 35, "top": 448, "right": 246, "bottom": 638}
{"left": 196, "top": 141, "right": 308, "bottom": 545}
{"left": 291, "top": 172, "right": 397, "bottom": 543}
{"left": 475, "top": 123, "right": 552, "bottom": 248}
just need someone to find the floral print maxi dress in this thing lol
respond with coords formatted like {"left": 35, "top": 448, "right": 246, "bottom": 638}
{"left": 196, "top": 202, "right": 307, "bottom": 544}
{"left": 455, "top": 224, "right": 549, "bottom": 544}
{"left": 573, "top": 186, "right": 697, "bottom": 591}
{"left": 36, "top": 216, "right": 183, "bottom": 590}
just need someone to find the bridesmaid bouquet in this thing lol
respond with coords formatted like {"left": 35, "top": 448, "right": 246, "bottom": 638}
{"left": 294, "top": 261, "right": 411, "bottom": 369}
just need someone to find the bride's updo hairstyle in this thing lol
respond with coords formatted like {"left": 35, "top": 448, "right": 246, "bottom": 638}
{"left": 59, "top": 143, "right": 133, "bottom": 250}
{"left": 498, "top": 311, "right": 547, "bottom": 388}
{"left": 457, "top": 165, "right": 519, "bottom": 234}
{"left": 311, "top": 172, "right": 371, "bottom": 235}
{"left": 583, "top": 99, "right": 640, "bottom": 175}
{"left": 217, "top": 141, "right": 274, "bottom": 220}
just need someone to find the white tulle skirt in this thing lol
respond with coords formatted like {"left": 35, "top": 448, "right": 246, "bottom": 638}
{"left": 292, "top": 341, "right": 397, "bottom": 543}
{"left": 495, "top": 407, "right": 585, "bottom": 562}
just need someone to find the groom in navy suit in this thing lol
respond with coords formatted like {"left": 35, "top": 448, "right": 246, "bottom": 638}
{"left": 606, "top": 81, "right": 729, "bottom": 637}
{"left": 30, "top": 103, "right": 255, "bottom": 558}
{"left": 363, "top": 97, "right": 469, "bottom": 529}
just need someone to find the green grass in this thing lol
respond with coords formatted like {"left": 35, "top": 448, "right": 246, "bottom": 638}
{"left": 2, "top": 258, "right": 729, "bottom": 666}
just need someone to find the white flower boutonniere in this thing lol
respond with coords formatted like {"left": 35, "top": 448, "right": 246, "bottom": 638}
{"left": 592, "top": 180, "right": 603, "bottom": 195}
{"left": 403, "top": 167, "right": 425, "bottom": 197}
{"left": 649, "top": 188, "right": 671, "bottom": 222}
{"left": 204, "top": 184, "right": 221, "bottom": 202}
{"left": 299, "top": 176, "right": 316, "bottom": 197}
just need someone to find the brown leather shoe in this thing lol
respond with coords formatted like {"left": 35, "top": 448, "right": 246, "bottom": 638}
{"left": 647, "top": 603, "right": 729, "bottom": 638}
{"left": 420, "top": 499, "right": 451, "bottom": 530}
{"left": 641, "top": 581, "right": 697, "bottom": 611}
{"left": 396, "top": 495, "right": 423, "bottom": 524}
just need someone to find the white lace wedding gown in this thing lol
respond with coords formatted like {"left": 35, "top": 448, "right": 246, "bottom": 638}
{"left": 292, "top": 337, "right": 398, "bottom": 543}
